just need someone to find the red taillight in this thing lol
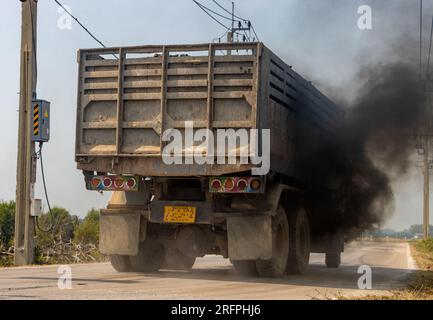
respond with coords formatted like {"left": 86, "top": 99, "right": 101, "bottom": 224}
{"left": 91, "top": 177, "right": 101, "bottom": 188}
{"left": 211, "top": 179, "right": 222, "bottom": 191}
{"left": 237, "top": 179, "right": 248, "bottom": 191}
{"left": 209, "top": 177, "right": 264, "bottom": 193}
{"left": 87, "top": 175, "right": 139, "bottom": 192}
{"left": 103, "top": 177, "right": 112, "bottom": 188}
{"left": 126, "top": 177, "right": 136, "bottom": 189}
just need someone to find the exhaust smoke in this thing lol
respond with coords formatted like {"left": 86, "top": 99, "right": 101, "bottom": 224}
{"left": 301, "top": 60, "right": 428, "bottom": 236}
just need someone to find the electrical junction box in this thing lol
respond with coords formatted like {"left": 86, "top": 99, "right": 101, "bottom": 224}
{"left": 32, "top": 99, "right": 50, "bottom": 142}
{"left": 30, "top": 198, "right": 42, "bottom": 217}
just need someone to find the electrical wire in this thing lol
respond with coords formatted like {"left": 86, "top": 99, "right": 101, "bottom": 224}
{"left": 35, "top": 143, "right": 59, "bottom": 234}
{"left": 212, "top": 0, "right": 260, "bottom": 41}
{"left": 250, "top": 23, "right": 259, "bottom": 42}
{"left": 192, "top": 0, "right": 233, "bottom": 21}
{"left": 192, "top": 0, "right": 231, "bottom": 30}
{"left": 53, "top": 0, "right": 107, "bottom": 48}
{"left": 53, "top": 0, "right": 118, "bottom": 60}
{"left": 241, "top": 29, "right": 250, "bottom": 42}
{"left": 212, "top": 0, "right": 244, "bottom": 21}
{"left": 213, "top": 27, "right": 230, "bottom": 43}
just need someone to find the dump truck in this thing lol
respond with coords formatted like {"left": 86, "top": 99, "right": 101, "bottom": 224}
{"left": 75, "top": 42, "right": 345, "bottom": 277}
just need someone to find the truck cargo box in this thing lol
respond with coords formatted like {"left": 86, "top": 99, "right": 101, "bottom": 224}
{"left": 75, "top": 42, "right": 344, "bottom": 177}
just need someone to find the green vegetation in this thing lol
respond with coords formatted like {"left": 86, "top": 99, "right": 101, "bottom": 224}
{"left": 36, "top": 207, "right": 79, "bottom": 247}
{"left": 0, "top": 201, "right": 15, "bottom": 246}
{"left": 412, "top": 238, "right": 433, "bottom": 271}
{"left": 365, "top": 225, "right": 433, "bottom": 239}
{"left": 74, "top": 209, "right": 100, "bottom": 244}
{"left": 0, "top": 201, "right": 103, "bottom": 267}
{"left": 0, "top": 201, "right": 15, "bottom": 267}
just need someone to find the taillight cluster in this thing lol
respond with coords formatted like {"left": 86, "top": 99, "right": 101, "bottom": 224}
{"left": 209, "top": 177, "right": 264, "bottom": 193}
{"left": 86, "top": 175, "right": 139, "bottom": 192}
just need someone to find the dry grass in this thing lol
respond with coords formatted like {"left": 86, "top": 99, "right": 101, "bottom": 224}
{"left": 1, "top": 240, "right": 106, "bottom": 267}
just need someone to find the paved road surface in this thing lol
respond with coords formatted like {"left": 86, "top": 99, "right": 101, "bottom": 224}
{"left": 0, "top": 241, "right": 417, "bottom": 300}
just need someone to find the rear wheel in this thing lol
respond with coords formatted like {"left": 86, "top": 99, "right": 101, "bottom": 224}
{"left": 129, "top": 240, "right": 164, "bottom": 272}
{"left": 256, "top": 205, "right": 289, "bottom": 278}
{"left": 163, "top": 248, "right": 196, "bottom": 271}
{"left": 286, "top": 208, "right": 311, "bottom": 274}
{"left": 109, "top": 255, "right": 132, "bottom": 272}
{"left": 231, "top": 260, "right": 258, "bottom": 276}
{"left": 325, "top": 252, "right": 341, "bottom": 268}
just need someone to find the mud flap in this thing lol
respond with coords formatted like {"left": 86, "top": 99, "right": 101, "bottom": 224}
{"left": 99, "top": 209, "right": 145, "bottom": 256}
{"left": 227, "top": 215, "right": 272, "bottom": 260}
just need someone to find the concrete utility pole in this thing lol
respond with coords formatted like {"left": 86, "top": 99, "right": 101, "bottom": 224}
{"left": 226, "top": 2, "right": 253, "bottom": 44}
{"left": 15, "top": 0, "right": 38, "bottom": 265}
{"left": 226, "top": 2, "right": 234, "bottom": 47}
{"left": 423, "top": 134, "right": 430, "bottom": 239}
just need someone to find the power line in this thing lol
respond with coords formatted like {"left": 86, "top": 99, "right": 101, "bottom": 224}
{"left": 192, "top": 0, "right": 231, "bottom": 30}
{"left": 53, "top": 0, "right": 107, "bottom": 48}
{"left": 192, "top": 0, "right": 234, "bottom": 21}
{"left": 212, "top": 0, "right": 245, "bottom": 21}
{"left": 213, "top": 27, "right": 230, "bottom": 43}
{"left": 212, "top": 0, "right": 259, "bottom": 41}
{"left": 250, "top": 23, "right": 259, "bottom": 42}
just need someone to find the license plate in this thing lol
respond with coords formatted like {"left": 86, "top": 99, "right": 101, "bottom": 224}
{"left": 163, "top": 206, "right": 196, "bottom": 223}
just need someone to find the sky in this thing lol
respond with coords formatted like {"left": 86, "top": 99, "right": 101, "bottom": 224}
{"left": 0, "top": 0, "right": 431, "bottom": 230}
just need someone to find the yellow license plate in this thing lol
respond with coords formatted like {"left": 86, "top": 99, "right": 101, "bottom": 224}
{"left": 163, "top": 206, "right": 196, "bottom": 223}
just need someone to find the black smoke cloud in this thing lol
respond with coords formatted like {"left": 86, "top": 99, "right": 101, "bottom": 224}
{"left": 301, "top": 61, "right": 427, "bottom": 236}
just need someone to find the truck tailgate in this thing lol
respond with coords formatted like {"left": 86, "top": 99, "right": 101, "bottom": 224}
{"left": 75, "top": 43, "right": 260, "bottom": 176}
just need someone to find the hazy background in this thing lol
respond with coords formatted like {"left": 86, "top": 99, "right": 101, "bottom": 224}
{"left": 0, "top": 0, "right": 430, "bottom": 230}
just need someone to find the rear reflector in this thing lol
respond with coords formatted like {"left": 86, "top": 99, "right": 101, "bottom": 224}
{"left": 103, "top": 178, "right": 112, "bottom": 188}
{"left": 90, "top": 177, "right": 101, "bottom": 188}
{"left": 237, "top": 179, "right": 248, "bottom": 191}
{"left": 209, "top": 177, "right": 265, "bottom": 193}
{"left": 86, "top": 175, "right": 139, "bottom": 192}
{"left": 211, "top": 178, "right": 222, "bottom": 191}
{"left": 250, "top": 178, "right": 261, "bottom": 190}
{"left": 224, "top": 178, "right": 235, "bottom": 191}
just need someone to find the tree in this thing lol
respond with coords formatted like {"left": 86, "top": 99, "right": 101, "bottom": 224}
{"left": 0, "top": 201, "right": 15, "bottom": 245}
{"left": 73, "top": 209, "right": 100, "bottom": 245}
{"left": 36, "top": 207, "right": 76, "bottom": 246}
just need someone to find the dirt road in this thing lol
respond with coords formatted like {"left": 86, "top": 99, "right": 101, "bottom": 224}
{"left": 0, "top": 241, "right": 416, "bottom": 300}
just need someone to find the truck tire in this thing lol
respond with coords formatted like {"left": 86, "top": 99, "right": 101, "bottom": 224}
{"left": 129, "top": 240, "right": 164, "bottom": 272}
{"left": 286, "top": 208, "right": 311, "bottom": 274}
{"left": 231, "top": 260, "right": 257, "bottom": 276}
{"left": 256, "top": 205, "right": 289, "bottom": 278}
{"left": 168, "top": 255, "right": 196, "bottom": 271}
{"left": 163, "top": 249, "right": 196, "bottom": 271}
{"left": 109, "top": 255, "right": 132, "bottom": 272}
{"left": 325, "top": 252, "right": 341, "bottom": 268}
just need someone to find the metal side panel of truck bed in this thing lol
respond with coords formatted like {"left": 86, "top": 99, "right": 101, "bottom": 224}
{"left": 75, "top": 42, "right": 344, "bottom": 177}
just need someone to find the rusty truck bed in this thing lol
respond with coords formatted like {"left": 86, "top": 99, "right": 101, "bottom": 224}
{"left": 75, "top": 42, "right": 343, "bottom": 177}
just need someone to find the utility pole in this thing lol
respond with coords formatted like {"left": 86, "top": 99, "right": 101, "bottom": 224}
{"left": 227, "top": 2, "right": 234, "bottom": 46}
{"left": 226, "top": 2, "right": 252, "bottom": 44}
{"left": 418, "top": 0, "right": 431, "bottom": 239}
{"left": 15, "top": 0, "right": 38, "bottom": 265}
{"left": 423, "top": 134, "right": 430, "bottom": 239}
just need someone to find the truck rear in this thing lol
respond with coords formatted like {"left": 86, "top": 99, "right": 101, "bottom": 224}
{"left": 75, "top": 42, "right": 345, "bottom": 277}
